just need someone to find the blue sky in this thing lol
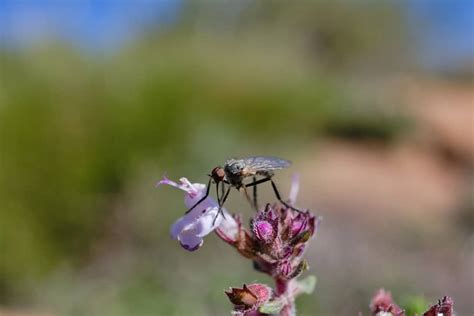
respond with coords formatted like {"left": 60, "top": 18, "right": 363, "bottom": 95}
{"left": 0, "top": 0, "right": 472, "bottom": 68}
{"left": 407, "top": 0, "right": 474, "bottom": 68}
{"left": 0, "top": 1, "right": 181, "bottom": 50}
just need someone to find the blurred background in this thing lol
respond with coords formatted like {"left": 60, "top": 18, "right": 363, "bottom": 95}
{"left": 0, "top": 1, "right": 473, "bottom": 315}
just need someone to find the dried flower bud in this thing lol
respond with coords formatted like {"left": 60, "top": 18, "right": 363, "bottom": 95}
{"left": 423, "top": 296, "right": 454, "bottom": 316}
{"left": 370, "top": 289, "right": 405, "bottom": 316}
{"left": 225, "top": 283, "right": 272, "bottom": 314}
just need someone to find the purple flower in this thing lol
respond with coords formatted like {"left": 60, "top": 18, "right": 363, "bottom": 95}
{"left": 252, "top": 207, "right": 278, "bottom": 244}
{"left": 157, "top": 176, "right": 236, "bottom": 251}
{"left": 160, "top": 170, "right": 320, "bottom": 316}
{"left": 253, "top": 220, "right": 275, "bottom": 243}
{"left": 219, "top": 174, "right": 319, "bottom": 282}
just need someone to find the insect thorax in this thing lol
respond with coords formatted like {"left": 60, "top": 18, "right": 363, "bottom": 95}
{"left": 224, "top": 159, "right": 245, "bottom": 186}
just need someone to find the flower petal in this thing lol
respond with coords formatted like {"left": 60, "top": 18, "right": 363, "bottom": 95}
{"left": 215, "top": 211, "right": 240, "bottom": 243}
{"left": 183, "top": 184, "right": 209, "bottom": 209}
{"left": 159, "top": 176, "right": 231, "bottom": 251}
{"left": 178, "top": 228, "right": 204, "bottom": 251}
{"left": 170, "top": 215, "right": 188, "bottom": 240}
{"left": 156, "top": 175, "right": 181, "bottom": 189}
{"left": 193, "top": 207, "right": 224, "bottom": 237}
{"left": 219, "top": 211, "right": 239, "bottom": 237}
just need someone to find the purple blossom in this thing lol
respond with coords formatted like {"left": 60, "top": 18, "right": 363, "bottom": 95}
{"left": 253, "top": 220, "right": 275, "bottom": 243}
{"left": 157, "top": 176, "right": 237, "bottom": 251}
{"left": 223, "top": 173, "right": 320, "bottom": 314}
{"left": 160, "top": 172, "right": 324, "bottom": 316}
{"left": 159, "top": 167, "right": 457, "bottom": 316}
{"left": 251, "top": 206, "right": 279, "bottom": 244}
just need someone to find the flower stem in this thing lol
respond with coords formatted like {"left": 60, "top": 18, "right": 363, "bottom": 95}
{"left": 276, "top": 278, "right": 296, "bottom": 316}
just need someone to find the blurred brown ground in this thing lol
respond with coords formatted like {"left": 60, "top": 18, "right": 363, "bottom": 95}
{"left": 301, "top": 78, "right": 472, "bottom": 218}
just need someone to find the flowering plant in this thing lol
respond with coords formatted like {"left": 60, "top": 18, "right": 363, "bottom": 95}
{"left": 158, "top": 174, "right": 318, "bottom": 315}
{"left": 158, "top": 174, "right": 455, "bottom": 315}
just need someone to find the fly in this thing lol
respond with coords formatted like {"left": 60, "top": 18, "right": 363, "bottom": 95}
{"left": 185, "top": 156, "right": 299, "bottom": 223}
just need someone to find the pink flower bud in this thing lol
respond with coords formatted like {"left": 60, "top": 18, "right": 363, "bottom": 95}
{"left": 290, "top": 213, "right": 308, "bottom": 237}
{"left": 253, "top": 220, "right": 275, "bottom": 243}
{"left": 277, "top": 260, "right": 292, "bottom": 277}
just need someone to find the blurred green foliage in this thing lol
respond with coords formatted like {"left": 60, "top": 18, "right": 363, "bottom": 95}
{"left": 0, "top": 1, "right": 413, "bottom": 314}
{"left": 401, "top": 295, "right": 430, "bottom": 316}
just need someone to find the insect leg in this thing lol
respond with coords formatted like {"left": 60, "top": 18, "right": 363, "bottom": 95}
{"left": 245, "top": 177, "right": 271, "bottom": 210}
{"left": 215, "top": 181, "right": 221, "bottom": 205}
{"left": 245, "top": 177, "right": 271, "bottom": 187}
{"left": 252, "top": 176, "right": 259, "bottom": 210}
{"left": 270, "top": 179, "right": 301, "bottom": 212}
{"left": 241, "top": 185, "right": 255, "bottom": 210}
{"left": 185, "top": 177, "right": 211, "bottom": 214}
{"left": 213, "top": 185, "right": 231, "bottom": 225}
{"left": 221, "top": 179, "right": 225, "bottom": 200}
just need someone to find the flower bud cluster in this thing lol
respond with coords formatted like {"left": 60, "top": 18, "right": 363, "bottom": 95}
{"left": 250, "top": 204, "right": 319, "bottom": 282}
{"left": 213, "top": 175, "right": 320, "bottom": 315}
{"left": 216, "top": 201, "right": 320, "bottom": 283}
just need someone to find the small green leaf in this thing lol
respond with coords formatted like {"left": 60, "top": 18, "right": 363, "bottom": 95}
{"left": 401, "top": 295, "right": 429, "bottom": 315}
{"left": 259, "top": 299, "right": 285, "bottom": 314}
{"left": 296, "top": 275, "right": 317, "bottom": 295}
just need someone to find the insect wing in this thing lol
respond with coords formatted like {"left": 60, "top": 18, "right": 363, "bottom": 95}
{"left": 242, "top": 156, "right": 291, "bottom": 172}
